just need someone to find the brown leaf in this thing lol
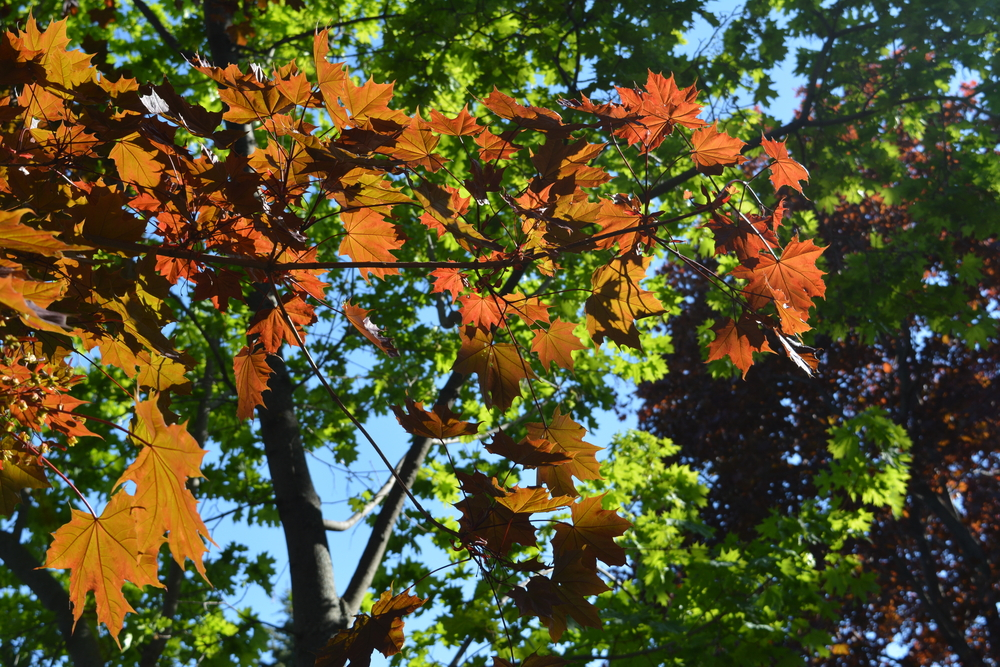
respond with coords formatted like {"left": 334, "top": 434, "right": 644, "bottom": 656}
{"left": 552, "top": 494, "right": 631, "bottom": 566}
{"left": 484, "top": 431, "right": 574, "bottom": 468}
{"left": 343, "top": 301, "right": 399, "bottom": 357}
{"left": 585, "top": 255, "right": 665, "bottom": 351}
{"left": 315, "top": 588, "right": 426, "bottom": 667}
{"left": 453, "top": 327, "right": 534, "bottom": 412}
{"left": 528, "top": 409, "right": 602, "bottom": 497}
{"left": 391, "top": 399, "right": 479, "bottom": 439}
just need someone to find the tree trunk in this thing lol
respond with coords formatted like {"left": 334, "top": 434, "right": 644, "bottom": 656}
{"left": 258, "top": 354, "right": 349, "bottom": 666}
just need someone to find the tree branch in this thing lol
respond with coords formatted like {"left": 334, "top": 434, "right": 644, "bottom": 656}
{"left": 340, "top": 268, "right": 526, "bottom": 615}
{"left": 257, "top": 352, "right": 347, "bottom": 667}
{"left": 132, "top": 0, "right": 194, "bottom": 60}
{"left": 250, "top": 15, "right": 400, "bottom": 56}
{"left": 323, "top": 462, "right": 398, "bottom": 532}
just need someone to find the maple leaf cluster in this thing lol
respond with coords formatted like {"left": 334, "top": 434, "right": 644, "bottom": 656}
{"left": 0, "top": 14, "right": 821, "bottom": 664}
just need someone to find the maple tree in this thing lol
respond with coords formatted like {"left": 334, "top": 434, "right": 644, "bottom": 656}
{"left": 2, "top": 1, "right": 997, "bottom": 666}
{"left": 638, "top": 62, "right": 1000, "bottom": 666}
{"left": 0, "top": 12, "right": 827, "bottom": 667}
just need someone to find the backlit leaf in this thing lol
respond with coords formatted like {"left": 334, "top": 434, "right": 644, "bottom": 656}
{"left": 117, "top": 398, "right": 213, "bottom": 577}
{"left": 391, "top": 399, "right": 478, "bottom": 439}
{"left": 44, "top": 492, "right": 160, "bottom": 647}
{"left": 552, "top": 494, "right": 631, "bottom": 566}
{"left": 585, "top": 255, "right": 665, "bottom": 350}
{"left": 343, "top": 301, "right": 400, "bottom": 357}
{"left": 690, "top": 123, "right": 746, "bottom": 175}
{"left": 530, "top": 320, "right": 586, "bottom": 371}
{"left": 707, "top": 314, "right": 774, "bottom": 378}
{"left": 315, "top": 588, "right": 426, "bottom": 667}
{"left": 234, "top": 345, "right": 272, "bottom": 420}
{"left": 338, "top": 208, "right": 405, "bottom": 282}
{"left": 453, "top": 327, "right": 534, "bottom": 412}
{"left": 528, "top": 409, "right": 602, "bottom": 497}
{"left": 761, "top": 136, "right": 810, "bottom": 194}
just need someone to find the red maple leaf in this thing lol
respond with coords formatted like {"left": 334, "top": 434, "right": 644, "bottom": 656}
{"left": 706, "top": 314, "right": 774, "bottom": 378}
{"left": 761, "top": 136, "right": 810, "bottom": 194}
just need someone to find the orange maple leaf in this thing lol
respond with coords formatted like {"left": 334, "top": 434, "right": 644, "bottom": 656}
{"left": 338, "top": 208, "right": 405, "bottom": 282}
{"left": 116, "top": 398, "right": 214, "bottom": 577}
{"left": 474, "top": 128, "right": 522, "bottom": 161}
{"left": 247, "top": 296, "right": 314, "bottom": 355}
{"left": 109, "top": 133, "right": 165, "bottom": 188}
{"left": 428, "top": 268, "right": 466, "bottom": 302}
{"left": 0, "top": 208, "right": 82, "bottom": 257}
{"left": 457, "top": 292, "right": 505, "bottom": 330}
{"left": 495, "top": 486, "right": 574, "bottom": 514}
{"left": 234, "top": 345, "right": 272, "bottom": 420}
{"left": 453, "top": 327, "right": 534, "bottom": 412}
{"left": 427, "top": 105, "right": 484, "bottom": 136}
{"left": 44, "top": 492, "right": 161, "bottom": 647}
{"left": 642, "top": 71, "right": 704, "bottom": 129}
{"left": 592, "top": 198, "right": 646, "bottom": 253}
{"left": 313, "top": 31, "right": 350, "bottom": 129}
{"left": 527, "top": 409, "right": 602, "bottom": 497}
{"left": 530, "top": 320, "right": 586, "bottom": 371}
{"left": 689, "top": 122, "right": 746, "bottom": 175}
{"left": 761, "top": 136, "right": 810, "bottom": 194}
{"left": 341, "top": 76, "right": 395, "bottom": 124}
{"left": 389, "top": 119, "right": 448, "bottom": 171}
{"left": 732, "top": 235, "right": 827, "bottom": 316}
{"left": 706, "top": 314, "right": 774, "bottom": 378}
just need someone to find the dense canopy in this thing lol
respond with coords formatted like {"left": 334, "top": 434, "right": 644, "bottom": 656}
{"left": 0, "top": 1, "right": 997, "bottom": 666}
